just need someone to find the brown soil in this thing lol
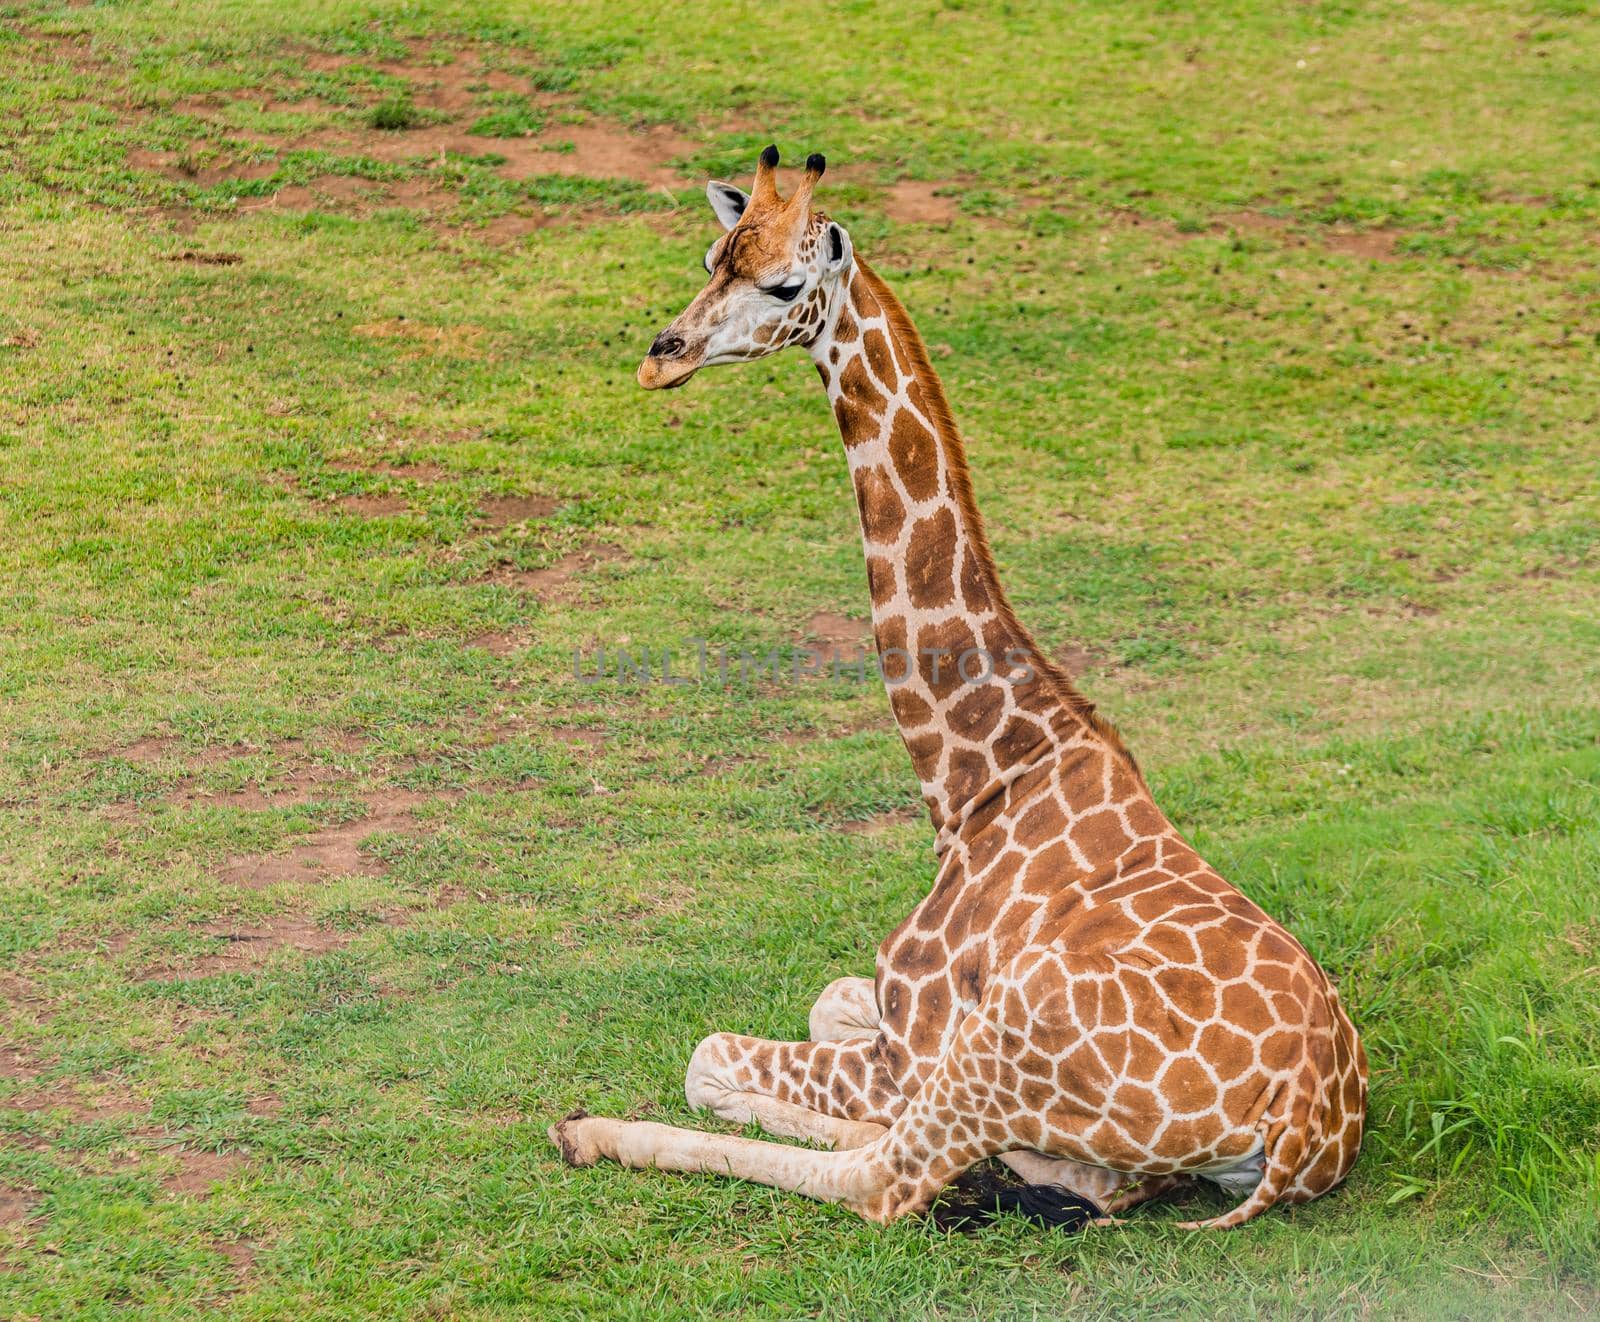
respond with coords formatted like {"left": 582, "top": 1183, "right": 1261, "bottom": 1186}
{"left": 0, "top": 1190, "right": 35, "bottom": 1227}
{"left": 1211, "top": 210, "right": 1400, "bottom": 263}
{"left": 5, "top": 1081, "right": 148, "bottom": 1123}
{"left": 163, "top": 1148, "right": 246, "bottom": 1195}
{"left": 114, "top": 736, "right": 177, "bottom": 763}
{"left": 467, "top": 631, "right": 523, "bottom": 656}
{"left": 0, "top": 973, "right": 52, "bottom": 1027}
{"left": 1325, "top": 228, "right": 1401, "bottom": 262}
{"left": 483, "top": 541, "right": 626, "bottom": 603}
{"left": 214, "top": 1237, "right": 258, "bottom": 1276}
{"left": 799, "top": 611, "right": 875, "bottom": 666}
{"left": 126, "top": 41, "right": 697, "bottom": 228}
{"left": 547, "top": 725, "right": 605, "bottom": 750}
{"left": 0, "top": 1041, "right": 44, "bottom": 1083}
{"left": 245, "top": 1095, "right": 283, "bottom": 1117}
{"left": 1054, "top": 643, "right": 1106, "bottom": 679}
{"left": 882, "top": 180, "right": 960, "bottom": 225}
{"left": 334, "top": 492, "right": 412, "bottom": 517}
{"left": 839, "top": 806, "right": 922, "bottom": 836}
{"left": 218, "top": 789, "right": 451, "bottom": 888}
{"left": 143, "top": 916, "right": 354, "bottom": 980}
{"left": 477, "top": 494, "right": 560, "bottom": 529}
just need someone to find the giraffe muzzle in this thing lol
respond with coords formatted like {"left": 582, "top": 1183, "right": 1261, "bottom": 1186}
{"left": 638, "top": 331, "right": 702, "bottom": 390}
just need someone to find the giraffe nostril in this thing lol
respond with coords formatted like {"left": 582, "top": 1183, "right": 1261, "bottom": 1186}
{"left": 650, "top": 331, "right": 686, "bottom": 360}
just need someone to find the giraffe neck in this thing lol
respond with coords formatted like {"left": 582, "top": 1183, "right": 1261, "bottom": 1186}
{"left": 809, "top": 259, "right": 1130, "bottom": 845}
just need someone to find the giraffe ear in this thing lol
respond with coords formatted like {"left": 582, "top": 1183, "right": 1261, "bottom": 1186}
{"left": 823, "top": 221, "right": 853, "bottom": 274}
{"left": 706, "top": 181, "right": 750, "bottom": 231}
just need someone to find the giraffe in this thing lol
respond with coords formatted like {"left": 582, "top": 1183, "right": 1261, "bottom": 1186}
{"left": 552, "top": 146, "right": 1367, "bottom": 1230}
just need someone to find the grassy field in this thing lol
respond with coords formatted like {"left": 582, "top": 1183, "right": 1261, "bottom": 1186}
{"left": 2, "top": 0, "right": 1599, "bottom": 1316}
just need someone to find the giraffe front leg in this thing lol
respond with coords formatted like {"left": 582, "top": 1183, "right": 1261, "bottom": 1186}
{"left": 684, "top": 1031, "right": 902, "bottom": 1150}
{"left": 552, "top": 1016, "right": 1012, "bottom": 1224}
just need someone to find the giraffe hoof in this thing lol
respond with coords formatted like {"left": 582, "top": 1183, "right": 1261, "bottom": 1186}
{"left": 550, "top": 1109, "right": 602, "bottom": 1166}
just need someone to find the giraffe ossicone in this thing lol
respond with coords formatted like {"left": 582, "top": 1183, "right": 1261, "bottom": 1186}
{"left": 554, "top": 145, "right": 1367, "bottom": 1230}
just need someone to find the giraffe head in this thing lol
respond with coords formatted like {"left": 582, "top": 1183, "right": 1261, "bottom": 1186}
{"left": 638, "top": 145, "right": 854, "bottom": 390}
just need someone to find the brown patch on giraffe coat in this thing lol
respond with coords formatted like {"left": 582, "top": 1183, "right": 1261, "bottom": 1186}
{"left": 851, "top": 273, "right": 882, "bottom": 321}
{"left": 915, "top": 616, "right": 978, "bottom": 701}
{"left": 1012, "top": 797, "right": 1067, "bottom": 851}
{"left": 853, "top": 465, "right": 906, "bottom": 544}
{"left": 943, "top": 748, "right": 990, "bottom": 812}
{"left": 876, "top": 614, "right": 911, "bottom": 682}
{"left": 959, "top": 553, "right": 992, "bottom": 614}
{"left": 947, "top": 685, "right": 1004, "bottom": 742}
{"left": 834, "top": 354, "right": 885, "bottom": 444}
{"left": 1221, "top": 981, "right": 1273, "bottom": 1030}
{"left": 993, "top": 715, "right": 1047, "bottom": 770}
{"left": 962, "top": 824, "right": 1008, "bottom": 878}
{"left": 863, "top": 328, "right": 898, "bottom": 393}
{"left": 866, "top": 556, "right": 897, "bottom": 608}
{"left": 1071, "top": 808, "right": 1133, "bottom": 861}
{"left": 890, "top": 685, "right": 933, "bottom": 729}
{"left": 903, "top": 508, "right": 958, "bottom": 609}
{"left": 887, "top": 409, "right": 939, "bottom": 503}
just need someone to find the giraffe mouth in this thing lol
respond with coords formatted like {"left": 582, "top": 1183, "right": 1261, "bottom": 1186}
{"left": 637, "top": 352, "right": 701, "bottom": 390}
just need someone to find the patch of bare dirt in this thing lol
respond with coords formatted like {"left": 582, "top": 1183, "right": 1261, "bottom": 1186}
{"left": 1210, "top": 210, "right": 1401, "bottom": 263}
{"left": 213, "top": 1236, "right": 257, "bottom": 1277}
{"left": 467, "top": 631, "right": 523, "bottom": 656}
{"left": 127, "top": 42, "right": 697, "bottom": 228}
{"left": 218, "top": 789, "right": 453, "bottom": 888}
{"left": 4, "top": 1081, "right": 148, "bottom": 1123}
{"left": 334, "top": 492, "right": 412, "bottom": 517}
{"left": 0, "top": 1040, "right": 44, "bottom": 1083}
{"left": 882, "top": 180, "right": 960, "bottom": 225}
{"left": 799, "top": 611, "right": 874, "bottom": 666}
{"left": 162, "top": 1147, "right": 245, "bottom": 1194}
{"left": 1324, "top": 228, "right": 1401, "bottom": 262}
{"left": 0, "top": 973, "right": 53, "bottom": 1028}
{"left": 547, "top": 725, "right": 605, "bottom": 750}
{"left": 482, "top": 541, "right": 626, "bottom": 603}
{"left": 245, "top": 1095, "right": 283, "bottom": 1117}
{"left": 1054, "top": 643, "right": 1106, "bottom": 679}
{"left": 112, "top": 736, "right": 174, "bottom": 763}
{"left": 839, "top": 806, "right": 922, "bottom": 836}
{"left": 142, "top": 916, "right": 354, "bottom": 980}
{"left": 127, "top": 149, "right": 277, "bottom": 188}
{"left": 478, "top": 494, "right": 561, "bottom": 529}
{"left": 0, "top": 1186, "right": 37, "bottom": 1227}
{"left": 478, "top": 211, "right": 553, "bottom": 243}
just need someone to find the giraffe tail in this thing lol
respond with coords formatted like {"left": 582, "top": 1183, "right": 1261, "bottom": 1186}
{"left": 1178, "top": 1084, "right": 1314, "bottom": 1231}
{"left": 929, "top": 1164, "right": 1100, "bottom": 1233}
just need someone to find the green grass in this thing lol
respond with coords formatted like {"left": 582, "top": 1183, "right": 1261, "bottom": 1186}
{"left": 2, "top": 0, "right": 1599, "bottom": 1317}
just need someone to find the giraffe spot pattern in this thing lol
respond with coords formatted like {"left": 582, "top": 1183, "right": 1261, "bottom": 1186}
{"left": 628, "top": 215, "right": 1364, "bottom": 1229}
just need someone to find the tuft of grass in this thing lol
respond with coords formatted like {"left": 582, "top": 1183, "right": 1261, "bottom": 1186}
{"left": 366, "top": 96, "right": 424, "bottom": 131}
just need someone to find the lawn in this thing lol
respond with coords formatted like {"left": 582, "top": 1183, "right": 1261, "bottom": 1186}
{"left": 1, "top": 0, "right": 1598, "bottom": 1316}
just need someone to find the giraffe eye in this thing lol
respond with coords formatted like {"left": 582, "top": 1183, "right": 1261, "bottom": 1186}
{"left": 767, "top": 280, "right": 805, "bottom": 303}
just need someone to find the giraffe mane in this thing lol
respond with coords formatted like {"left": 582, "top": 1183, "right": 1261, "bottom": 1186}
{"left": 851, "top": 256, "right": 1143, "bottom": 782}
